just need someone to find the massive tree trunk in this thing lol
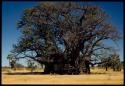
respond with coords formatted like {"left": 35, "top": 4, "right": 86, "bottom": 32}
{"left": 43, "top": 62, "right": 55, "bottom": 74}
{"left": 43, "top": 53, "right": 65, "bottom": 74}
{"left": 43, "top": 63, "right": 50, "bottom": 74}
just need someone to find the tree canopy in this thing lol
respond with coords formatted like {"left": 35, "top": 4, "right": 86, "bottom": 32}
{"left": 11, "top": 2, "right": 121, "bottom": 74}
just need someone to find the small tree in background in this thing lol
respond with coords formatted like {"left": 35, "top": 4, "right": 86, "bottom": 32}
{"left": 15, "top": 63, "right": 25, "bottom": 69}
{"left": 7, "top": 54, "right": 16, "bottom": 70}
{"left": 27, "top": 59, "right": 37, "bottom": 72}
{"left": 121, "top": 61, "right": 124, "bottom": 70}
{"left": 111, "top": 53, "right": 121, "bottom": 71}
{"left": 99, "top": 52, "right": 121, "bottom": 71}
{"left": 100, "top": 57, "right": 112, "bottom": 71}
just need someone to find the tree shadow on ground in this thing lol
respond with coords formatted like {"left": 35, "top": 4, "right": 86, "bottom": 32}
{"left": 90, "top": 72, "right": 108, "bottom": 74}
{"left": 4, "top": 72, "right": 108, "bottom": 75}
{"left": 4, "top": 72, "right": 48, "bottom": 75}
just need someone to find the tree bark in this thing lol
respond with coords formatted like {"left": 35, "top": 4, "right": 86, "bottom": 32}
{"left": 44, "top": 63, "right": 51, "bottom": 74}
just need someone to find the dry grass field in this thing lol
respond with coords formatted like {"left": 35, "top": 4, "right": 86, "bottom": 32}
{"left": 2, "top": 67, "right": 124, "bottom": 85}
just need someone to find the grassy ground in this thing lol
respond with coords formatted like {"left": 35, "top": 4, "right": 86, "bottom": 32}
{"left": 2, "top": 67, "right": 124, "bottom": 85}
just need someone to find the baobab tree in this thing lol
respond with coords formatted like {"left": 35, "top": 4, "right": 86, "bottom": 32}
{"left": 11, "top": 2, "right": 121, "bottom": 74}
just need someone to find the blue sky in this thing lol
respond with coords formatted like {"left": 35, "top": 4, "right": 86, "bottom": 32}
{"left": 2, "top": 2, "right": 123, "bottom": 66}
